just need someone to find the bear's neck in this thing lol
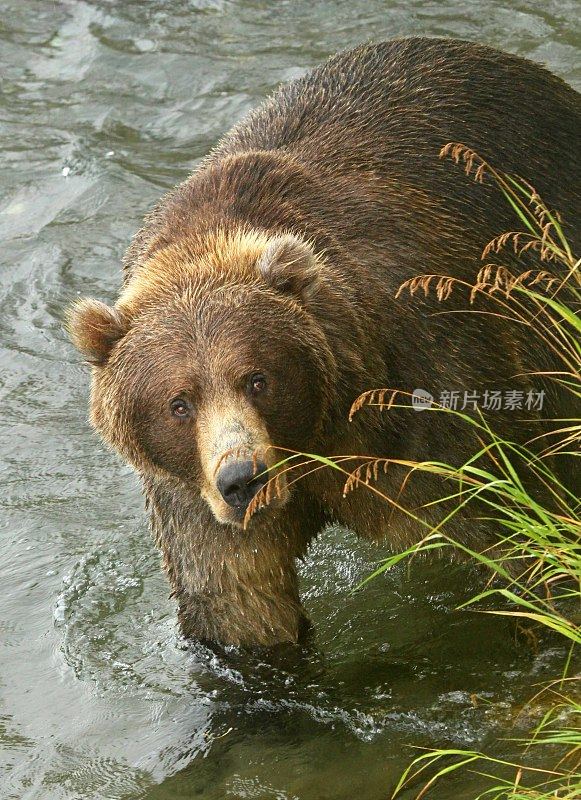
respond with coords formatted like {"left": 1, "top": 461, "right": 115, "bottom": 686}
{"left": 143, "top": 475, "right": 315, "bottom": 646}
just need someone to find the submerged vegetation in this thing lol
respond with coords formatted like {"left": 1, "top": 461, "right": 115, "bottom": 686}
{"left": 249, "top": 146, "right": 581, "bottom": 799}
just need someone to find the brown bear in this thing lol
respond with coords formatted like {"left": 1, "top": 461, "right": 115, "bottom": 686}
{"left": 67, "top": 38, "right": 580, "bottom": 647}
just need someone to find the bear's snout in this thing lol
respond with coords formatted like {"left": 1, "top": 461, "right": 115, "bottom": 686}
{"left": 216, "top": 459, "right": 269, "bottom": 513}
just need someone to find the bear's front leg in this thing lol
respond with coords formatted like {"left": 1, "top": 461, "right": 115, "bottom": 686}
{"left": 175, "top": 547, "right": 308, "bottom": 647}
{"left": 146, "top": 479, "right": 320, "bottom": 646}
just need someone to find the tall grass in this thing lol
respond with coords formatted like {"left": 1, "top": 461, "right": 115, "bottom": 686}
{"left": 248, "top": 146, "right": 580, "bottom": 799}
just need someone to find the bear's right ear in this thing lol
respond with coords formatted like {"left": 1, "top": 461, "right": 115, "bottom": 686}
{"left": 65, "top": 299, "right": 130, "bottom": 366}
{"left": 257, "top": 234, "right": 320, "bottom": 303}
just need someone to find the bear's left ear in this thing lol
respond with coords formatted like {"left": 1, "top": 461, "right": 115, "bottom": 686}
{"left": 65, "top": 298, "right": 130, "bottom": 366}
{"left": 257, "top": 234, "right": 320, "bottom": 302}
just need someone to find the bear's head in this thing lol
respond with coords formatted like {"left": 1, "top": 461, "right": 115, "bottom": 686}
{"left": 67, "top": 229, "right": 336, "bottom": 526}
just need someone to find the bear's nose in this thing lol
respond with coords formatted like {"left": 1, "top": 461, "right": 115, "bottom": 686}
{"left": 216, "top": 460, "right": 269, "bottom": 511}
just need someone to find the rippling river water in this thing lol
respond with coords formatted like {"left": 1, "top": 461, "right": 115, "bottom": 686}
{"left": 1, "top": 2, "right": 579, "bottom": 798}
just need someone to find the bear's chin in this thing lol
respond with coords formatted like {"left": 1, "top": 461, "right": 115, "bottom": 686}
{"left": 203, "top": 490, "right": 289, "bottom": 529}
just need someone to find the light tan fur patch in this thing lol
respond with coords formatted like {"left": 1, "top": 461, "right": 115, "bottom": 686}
{"left": 196, "top": 394, "right": 289, "bottom": 525}
{"left": 119, "top": 227, "right": 273, "bottom": 315}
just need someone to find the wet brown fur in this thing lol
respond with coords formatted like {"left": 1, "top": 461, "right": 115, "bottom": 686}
{"left": 67, "top": 38, "right": 580, "bottom": 646}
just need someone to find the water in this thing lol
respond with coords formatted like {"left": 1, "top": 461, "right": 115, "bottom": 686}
{"left": 1, "top": 2, "right": 579, "bottom": 798}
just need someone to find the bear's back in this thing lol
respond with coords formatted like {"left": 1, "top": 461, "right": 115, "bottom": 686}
{"left": 213, "top": 38, "right": 580, "bottom": 232}
{"left": 125, "top": 39, "right": 580, "bottom": 279}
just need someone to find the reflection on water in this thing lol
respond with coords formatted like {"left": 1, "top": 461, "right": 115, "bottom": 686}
{"left": 0, "top": 1, "right": 578, "bottom": 798}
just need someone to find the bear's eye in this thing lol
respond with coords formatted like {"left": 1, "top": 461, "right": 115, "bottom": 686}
{"left": 248, "top": 372, "right": 267, "bottom": 396}
{"left": 170, "top": 398, "right": 191, "bottom": 419}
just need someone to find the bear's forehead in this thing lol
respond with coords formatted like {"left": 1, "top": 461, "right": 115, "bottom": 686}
{"left": 132, "top": 280, "right": 298, "bottom": 351}
{"left": 116, "top": 294, "right": 291, "bottom": 390}
{"left": 110, "top": 339, "right": 254, "bottom": 407}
